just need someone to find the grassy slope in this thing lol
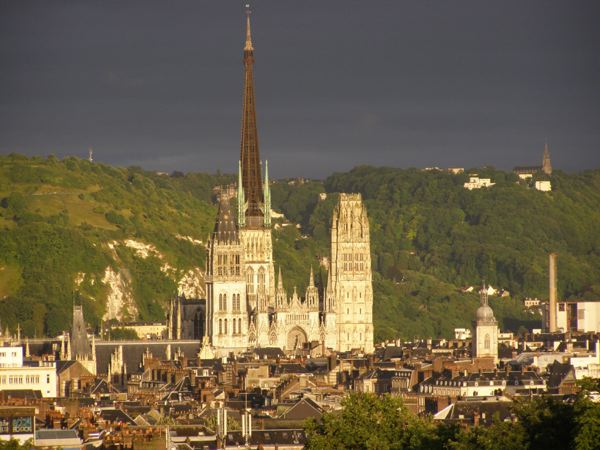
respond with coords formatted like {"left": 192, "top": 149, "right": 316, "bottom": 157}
{"left": 0, "top": 154, "right": 220, "bottom": 336}
{"left": 1, "top": 154, "right": 598, "bottom": 341}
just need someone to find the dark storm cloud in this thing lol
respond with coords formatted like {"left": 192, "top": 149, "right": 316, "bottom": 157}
{"left": 1, "top": 1, "right": 599, "bottom": 177}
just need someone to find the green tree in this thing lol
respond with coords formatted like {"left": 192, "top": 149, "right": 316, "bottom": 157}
{"left": 305, "top": 393, "right": 440, "bottom": 450}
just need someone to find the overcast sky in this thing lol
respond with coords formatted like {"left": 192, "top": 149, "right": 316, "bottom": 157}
{"left": 1, "top": 1, "right": 599, "bottom": 178}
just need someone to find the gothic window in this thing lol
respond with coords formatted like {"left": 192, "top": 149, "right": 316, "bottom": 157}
{"left": 247, "top": 268, "right": 254, "bottom": 293}
{"left": 223, "top": 293, "right": 227, "bottom": 311}
{"left": 219, "top": 319, "right": 222, "bottom": 335}
{"left": 258, "top": 268, "right": 266, "bottom": 290}
{"left": 484, "top": 333, "right": 490, "bottom": 350}
{"left": 234, "top": 255, "right": 240, "bottom": 275}
{"left": 238, "top": 318, "right": 242, "bottom": 333}
{"left": 224, "top": 319, "right": 228, "bottom": 335}
{"left": 219, "top": 293, "right": 223, "bottom": 311}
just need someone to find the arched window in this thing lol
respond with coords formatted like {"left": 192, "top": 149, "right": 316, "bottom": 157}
{"left": 224, "top": 319, "right": 228, "bottom": 335}
{"left": 238, "top": 318, "right": 242, "bottom": 334}
{"left": 218, "top": 293, "right": 223, "bottom": 311}
{"left": 223, "top": 293, "right": 227, "bottom": 311}
{"left": 484, "top": 333, "right": 490, "bottom": 350}
{"left": 247, "top": 268, "right": 254, "bottom": 293}
{"left": 219, "top": 319, "right": 222, "bottom": 335}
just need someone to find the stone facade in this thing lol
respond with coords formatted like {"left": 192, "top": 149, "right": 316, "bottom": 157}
{"left": 330, "top": 194, "right": 374, "bottom": 353}
{"left": 204, "top": 191, "right": 374, "bottom": 356}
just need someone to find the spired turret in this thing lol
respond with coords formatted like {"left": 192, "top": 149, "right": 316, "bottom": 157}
{"left": 276, "top": 267, "right": 288, "bottom": 310}
{"left": 306, "top": 266, "right": 319, "bottom": 311}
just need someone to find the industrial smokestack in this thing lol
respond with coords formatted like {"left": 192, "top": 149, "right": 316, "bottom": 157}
{"left": 549, "top": 253, "right": 557, "bottom": 332}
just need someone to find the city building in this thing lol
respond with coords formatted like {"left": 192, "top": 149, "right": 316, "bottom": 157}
{"left": 535, "top": 180, "right": 552, "bottom": 192}
{"left": 556, "top": 300, "right": 600, "bottom": 333}
{"left": 0, "top": 345, "right": 57, "bottom": 398}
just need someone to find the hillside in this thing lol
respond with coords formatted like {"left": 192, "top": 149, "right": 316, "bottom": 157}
{"left": 1, "top": 154, "right": 599, "bottom": 341}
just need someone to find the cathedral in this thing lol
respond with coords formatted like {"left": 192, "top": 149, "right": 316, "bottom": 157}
{"left": 192, "top": 11, "right": 374, "bottom": 356}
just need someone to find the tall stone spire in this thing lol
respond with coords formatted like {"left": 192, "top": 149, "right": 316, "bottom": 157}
{"left": 240, "top": 5, "right": 264, "bottom": 226}
{"left": 542, "top": 142, "right": 552, "bottom": 175}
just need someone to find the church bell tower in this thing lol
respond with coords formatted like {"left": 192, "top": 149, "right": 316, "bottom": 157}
{"left": 236, "top": 7, "right": 275, "bottom": 347}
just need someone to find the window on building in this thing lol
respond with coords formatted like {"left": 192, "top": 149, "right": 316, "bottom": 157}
{"left": 219, "top": 319, "right": 222, "bottom": 335}
{"left": 224, "top": 319, "right": 228, "bottom": 335}
{"left": 247, "top": 268, "right": 254, "bottom": 293}
{"left": 484, "top": 333, "right": 490, "bottom": 350}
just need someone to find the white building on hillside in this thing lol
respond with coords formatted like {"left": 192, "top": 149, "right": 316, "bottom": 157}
{"left": 535, "top": 180, "right": 552, "bottom": 192}
{"left": 464, "top": 176, "right": 495, "bottom": 190}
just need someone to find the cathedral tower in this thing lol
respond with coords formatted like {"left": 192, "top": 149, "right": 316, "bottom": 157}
{"left": 236, "top": 7, "right": 275, "bottom": 346}
{"left": 330, "top": 194, "right": 374, "bottom": 352}
{"left": 472, "top": 284, "right": 498, "bottom": 363}
{"left": 206, "top": 192, "right": 248, "bottom": 351}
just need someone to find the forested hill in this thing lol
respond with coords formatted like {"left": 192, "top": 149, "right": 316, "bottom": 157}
{"left": 1, "top": 153, "right": 599, "bottom": 341}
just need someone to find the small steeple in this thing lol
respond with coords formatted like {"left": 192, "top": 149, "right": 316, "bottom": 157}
{"left": 277, "top": 266, "right": 284, "bottom": 290}
{"left": 244, "top": 5, "right": 254, "bottom": 51}
{"left": 480, "top": 281, "right": 488, "bottom": 307}
{"left": 309, "top": 266, "right": 315, "bottom": 287}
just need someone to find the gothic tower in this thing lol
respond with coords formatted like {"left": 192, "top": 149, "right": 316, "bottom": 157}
{"left": 330, "top": 194, "right": 374, "bottom": 353}
{"left": 472, "top": 284, "right": 498, "bottom": 363}
{"left": 236, "top": 8, "right": 275, "bottom": 347}
{"left": 206, "top": 192, "right": 248, "bottom": 351}
{"left": 542, "top": 142, "right": 552, "bottom": 175}
{"left": 70, "top": 305, "right": 96, "bottom": 374}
